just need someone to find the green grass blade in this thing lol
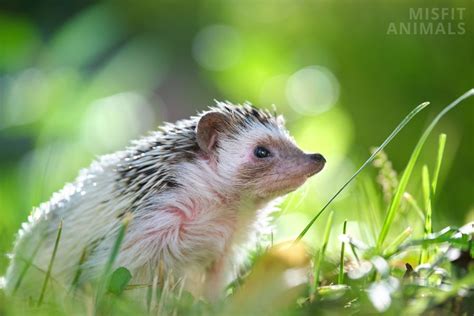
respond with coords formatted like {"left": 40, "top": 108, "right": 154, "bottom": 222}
{"left": 432, "top": 133, "right": 447, "bottom": 195}
{"left": 95, "top": 214, "right": 131, "bottom": 309}
{"left": 422, "top": 165, "right": 432, "bottom": 235}
{"left": 295, "top": 101, "right": 430, "bottom": 242}
{"left": 349, "top": 243, "right": 360, "bottom": 264}
{"left": 420, "top": 165, "right": 431, "bottom": 264}
{"left": 383, "top": 226, "right": 413, "bottom": 257}
{"left": 312, "top": 211, "right": 334, "bottom": 296}
{"left": 419, "top": 134, "right": 448, "bottom": 263}
{"left": 338, "top": 220, "right": 348, "bottom": 284}
{"left": 69, "top": 248, "right": 88, "bottom": 294}
{"left": 37, "top": 220, "right": 63, "bottom": 306}
{"left": 403, "top": 192, "right": 425, "bottom": 222}
{"left": 376, "top": 89, "right": 474, "bottom": 249}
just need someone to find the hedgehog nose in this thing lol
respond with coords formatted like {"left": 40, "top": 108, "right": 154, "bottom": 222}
{"left": 308, "top": 153, "right": 326, "bottom": 164}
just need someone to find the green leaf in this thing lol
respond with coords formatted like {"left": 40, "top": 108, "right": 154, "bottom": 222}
{"left": 108, "top": 267, "right": 132, "bottom": 296}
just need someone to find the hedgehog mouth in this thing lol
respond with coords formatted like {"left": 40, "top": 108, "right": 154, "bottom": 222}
{"left": 261, "top": 162, "right": 325, "bottom": 197}
{"left": 306, "top": 163, "right": 325, "bottom": 178}
{"left": 270, "top": 175, "right": 308, "bottom": 194}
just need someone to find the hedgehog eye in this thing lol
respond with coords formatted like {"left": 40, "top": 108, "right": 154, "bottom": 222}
{"left": 254, "top": 146, "right": 271, "bottom": 158}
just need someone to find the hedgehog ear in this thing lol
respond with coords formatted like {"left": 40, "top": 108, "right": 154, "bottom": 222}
{"left": 196, "top": 112, "right": 228, "bottom": 155}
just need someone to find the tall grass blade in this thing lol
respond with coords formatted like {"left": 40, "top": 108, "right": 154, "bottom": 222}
{"left": 422, "top": 165, "right": 432, "bottom": 235}
{"left": 296, "top": 101, "right": 430, "bottom": 241}
{"left": 350, "top": 243, "right": 360, "bottom": 264}
{"left": 403, "top": 192, "right": 425, "bottom": 222}
{"left": 376, "top": 89, "right": 474, "bottom": 249}
{"left": 95, "top": 214, "right": 131, "bottom": 310}
{"left": 420, "top": 165, "right": 432, "bottom": 264}
{"left": 69, "top": 248, "right": 88, "bottom": 294}
{"left": 424, "top": 133, "right": 446, "bottom": 262}
{"left": 338, "top": 220, "right": 348, "bottom": 284}
{"left": 312, "top": 211, "right": 334, "bottom": 297}
{"left": 383, "top": 226, "right": 413, "bottom": 257}
{"left": 37, "top": 220, "right": 63, "bottom": 306}
{"left": 432, "top": 133, "right": 447, "bottom": 194}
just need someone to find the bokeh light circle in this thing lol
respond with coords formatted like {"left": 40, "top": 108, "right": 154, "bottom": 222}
{"left": 192, "top": 24, "right": 242, "bottom": 71}
{"left": 286, "top": 65, "right": 340, "bottom": 115}
{"left": 80, "top": 92, "right": 155, "bottom": 153}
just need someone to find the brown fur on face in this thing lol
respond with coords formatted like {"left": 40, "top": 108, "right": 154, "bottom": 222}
{"left": 237, "top": 135, "right": 325, "bottom": 199}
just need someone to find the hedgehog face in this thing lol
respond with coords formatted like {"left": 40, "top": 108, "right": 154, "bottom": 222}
{"left": 230, "top": 124, "right": 325, "bottom": 199}
{"left": 196, "top": 108, "right": 325, "bottom": 201}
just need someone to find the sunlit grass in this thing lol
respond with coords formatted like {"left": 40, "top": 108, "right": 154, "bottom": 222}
{"left": 311, "top": 211, "right": 333, "bottom": 298}
{"left": 377, "top": 89, "right": 474, "bottom": 249}
{"left": 295, "top": 100, "right": 430, "bottom": 242}
{"left": 338, "top": 219, "right": 347, "bottom": 285}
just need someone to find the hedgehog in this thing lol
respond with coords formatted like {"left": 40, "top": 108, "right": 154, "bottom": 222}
{"left": 4, "top": 101, "right": 325, "bottom": 301}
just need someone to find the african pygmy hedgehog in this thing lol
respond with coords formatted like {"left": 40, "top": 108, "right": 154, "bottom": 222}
{"left": 5, "top": 102, "right": 325, "bottom": 300}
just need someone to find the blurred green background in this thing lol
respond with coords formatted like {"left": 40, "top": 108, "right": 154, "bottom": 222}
{"left": 0, "top": 0, "right": 473, "bottom": 275}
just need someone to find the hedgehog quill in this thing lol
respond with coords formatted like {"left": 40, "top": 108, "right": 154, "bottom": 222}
{"left": 5, "top": 102, "right": 325, "bottom": 300}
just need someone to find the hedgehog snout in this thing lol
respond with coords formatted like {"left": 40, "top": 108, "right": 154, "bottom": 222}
{"left": 304, "top": 152, "right": 326, "bottom": 177}
{"left": 308, "top": 153, "right": 326, "bottom": 163}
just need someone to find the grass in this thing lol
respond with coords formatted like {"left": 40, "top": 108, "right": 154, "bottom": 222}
{"left": 95, "top": 213, "right": 131, "bottom": 312}
{"left": 338, "top": 220, "right": 347, "bottom": 285}
{"left": 295, "top": 100, "right": 430, "bottom": 242}
{"left": 37, "top": 220, "right": 62, "bottom": 306}
{"left": 311, "top": 211, "right": 333, "bottom": 297}
{"left": 377, "top": 89, "right": 474, "bottom": 249}
{"left": 1, "top": 89, "right": 474, "bottom": 315}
